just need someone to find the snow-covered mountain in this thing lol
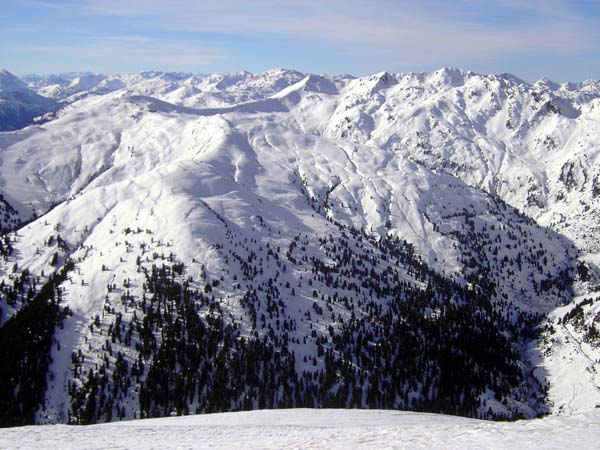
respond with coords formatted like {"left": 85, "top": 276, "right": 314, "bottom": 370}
{"left": 0, "top": 67, "right": 598, "bottom": 427}
{"left": 0, "top": 69, "right": 59, "bottom": 131}
{"left": 21, "top": 69, "right": 306, "bottom": 107}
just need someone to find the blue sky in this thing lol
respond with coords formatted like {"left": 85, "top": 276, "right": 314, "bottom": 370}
{"left": 1, "top": 0, "right": 599, "bottom": 82}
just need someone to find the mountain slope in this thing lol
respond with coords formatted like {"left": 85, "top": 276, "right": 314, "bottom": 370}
{"left": 1, "top": 67, "right": 598, "bottom": 426}
{"left": 319, "top": 68, "right": 600, "bottom": 256}
{"left": 0, "top": 69, "right": 59, "bottom": 131}
{"left": 0, "top": 85, "right": 576, "bottom": 425}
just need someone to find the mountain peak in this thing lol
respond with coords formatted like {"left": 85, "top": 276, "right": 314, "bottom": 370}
{"left": 0, "top": 68, "right": 28, "bottom": 92}
{"left": 534, "top": 77, "right": 560, "bottom": 92}
{"left": 428, "top": 67, "right": 467, "bottom": 87}
{"left": 374, "top": 71, "right": 397, "bottom": 84}
{"left": 270, "top": 74, "right": 339, "bottom": 101}
{"left": 301, "top": 74, "right": 338, "bottom": 94}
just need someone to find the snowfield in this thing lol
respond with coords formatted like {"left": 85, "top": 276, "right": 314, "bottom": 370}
{"left": 2, "top": 408, "right": 600, "bottom": 450}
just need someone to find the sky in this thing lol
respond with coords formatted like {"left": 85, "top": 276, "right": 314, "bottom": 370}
{"left": 1, "top": 0, "right": 599, "bottom": 82}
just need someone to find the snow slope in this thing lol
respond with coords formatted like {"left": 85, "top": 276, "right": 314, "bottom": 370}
{"left": 1, "top": 408, "right": 600, "bottom": 450}
{"left": 317, "top": 69, "right": 600, "bottom": 256}
{"left": 23, "top": 66, "right": 597, "bottom": 259}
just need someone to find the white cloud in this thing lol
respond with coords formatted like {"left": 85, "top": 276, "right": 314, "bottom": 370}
{"left": 69, "top": 0, "right": 594, "bottom": 64}
{"left": 17, "top": 0, "right": 69, "bottom": 9}
{"left": 11, "top": 0, "right": 598, "bottom": 75}
{"left": 16, "top": 37, "right": 226, "bottom": 72}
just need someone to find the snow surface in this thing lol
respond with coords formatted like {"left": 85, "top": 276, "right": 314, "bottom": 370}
{"left": 540, "top": 289, "right": 600, "bottom": 415}
{"left": 2, "top": 408, "right": 600, "bottom": 450}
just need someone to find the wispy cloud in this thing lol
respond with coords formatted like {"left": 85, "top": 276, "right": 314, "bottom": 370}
{"left": 6, "top": 0, "right": 600, "bottom": 79}
{"left": 70, "top": 0, "right": 594, "bottom": 63}
{"left": 0, "top": 26, "right": 38, "bottom": 33}
{"left": 16, "top": 0, "right": 72, "bottom": 9}
{"left": 15, "top": 36, "right": 226, "bottom": 73}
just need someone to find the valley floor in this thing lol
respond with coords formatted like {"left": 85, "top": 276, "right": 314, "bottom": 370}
{"left": 1, "top": 408, "right": 599, "bottom": 450}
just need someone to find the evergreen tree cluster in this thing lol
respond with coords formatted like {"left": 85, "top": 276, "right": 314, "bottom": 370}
{"left": 66, "top": 213, "right": 559, "bottom": 424}
{"left": 0, "top": 174, "right": 575, "bottom": 426}
{"left": 0, "top": 261, "right": 72, "bottom": 427}
{"left": 559, "top": 296, "right": 600, "bottom": 346}
{"left": 0, "top": 234, "right": 13, "bottom": 260}
{"left": 433, "top": 197, "right": 574, "bottom": 305}
{"left": 0, "top": 194, "right": 20, "bottom": 233}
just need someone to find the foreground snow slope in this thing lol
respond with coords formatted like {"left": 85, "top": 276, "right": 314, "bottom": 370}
{"left": 1, "top": 408, "right": 600, "bottom": 450}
